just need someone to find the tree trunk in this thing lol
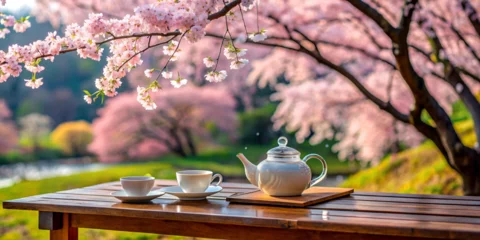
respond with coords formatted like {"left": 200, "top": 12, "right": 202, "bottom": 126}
{"left": 183, "top": 129, "right": 197, "bottom": 157}
{"left": 169, "top": 129, "right": 188, "bottom": 158}
{"left": 454, "top": 149, "right": 480, "bottom": 196}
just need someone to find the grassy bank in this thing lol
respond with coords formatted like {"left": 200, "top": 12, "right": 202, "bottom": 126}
{"left": 342, "top": 110, "right": 477, "bottom": 196}
{"left": 0, "top": 144, "right": 354, "bottom": 239}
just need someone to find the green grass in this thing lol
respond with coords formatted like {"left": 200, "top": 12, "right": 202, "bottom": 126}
{"left": 341, "top": 142, "right": 463, "bottom": 195}
{"left": 0, "top": 144, "right": 355, "bottom": 240}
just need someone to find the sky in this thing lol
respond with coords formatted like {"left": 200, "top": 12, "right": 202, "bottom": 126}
{"left": 2, "top": 0, "right": 35, "bottom": 13}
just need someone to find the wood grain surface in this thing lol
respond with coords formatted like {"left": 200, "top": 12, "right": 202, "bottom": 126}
{"left": 3, "top": 180, "right": 480, "bottom": 239}
{"left": 226, "top": 187, "right": 354, "bottom": 207}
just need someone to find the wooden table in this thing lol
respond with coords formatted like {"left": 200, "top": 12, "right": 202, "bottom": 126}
{"left": 3, "top": 180, "right": 480, "bottom": 240}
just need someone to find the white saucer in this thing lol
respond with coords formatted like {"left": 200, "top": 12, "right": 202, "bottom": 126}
{"left": 111, "top": 190, "right": 165, "bottom": 203}
{"left": 159, "top": 186, "right": 222, "bottom": 200}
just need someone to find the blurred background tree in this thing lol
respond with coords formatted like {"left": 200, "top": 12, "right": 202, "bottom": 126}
{"left": 51, "top": 120, "right": 93, "bottom": 157}
{"left": 0, "top": 99, "right": 18, "bottom": 154}
{"left": 88, "top": 86, "right": 237, "bottom": 162}
{"left": 19, "top": 113, "right": 52, "bottom": 155}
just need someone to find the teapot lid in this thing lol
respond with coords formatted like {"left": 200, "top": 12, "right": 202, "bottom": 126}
{"left": 267, "top": 137, "right": 300, "bottom": 156}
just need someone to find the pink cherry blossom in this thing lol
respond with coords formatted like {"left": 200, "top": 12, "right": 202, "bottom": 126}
{"left": 13, "top": 20, "right": 31, "bottom": 33}
{"left": 0, "top": 0, "right": 256, "bottom": 109}
{"left": 84, "top": 95, "right": 92, "bottom": 104}
{"left": 144, "top": 69, "right": 154, "bottom": 78}
{"left": 170, "top": 77, "right": 188, "bottom": 88}
{"left": 205, "top": 70, "right": 227, "bottom": 83}
{"left": 248, "top": 30, "right": 267, "bottom": 42}
{"left": 0, "top": 28, "right": 10, "bottom": 38}
{"left": 203, "top": 57, "right": 215, "bottom": 68}
{"left": 1, "top": 16, "right": 15, "bottom": 27}
{"left": 24, "top": 77, "right": 43, "bottom": 89}
{"left": 161, "top": 71, "right": 173, "bottom": 79}
{"left": 224, "top": 45, "right": 247, "bottom": 60}
{"left": 230, "top": 59, "right": 249, "bottom": 69}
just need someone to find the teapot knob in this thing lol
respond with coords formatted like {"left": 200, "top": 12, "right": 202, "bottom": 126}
{"left": 278, "top": 136, "right": 288, "bottom": 147}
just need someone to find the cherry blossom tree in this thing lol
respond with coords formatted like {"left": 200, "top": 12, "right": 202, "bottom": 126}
{"left": 236, "top": 0, "right": 480, "bottom": 195}
{"left": 89, "top": 86, "right": 237, "bottom": 162}
{"left": 4, "top": 0, "right": 480, "bottom": 195}
{"left": 0, "top": 99, "right": 17, "bottom": 154}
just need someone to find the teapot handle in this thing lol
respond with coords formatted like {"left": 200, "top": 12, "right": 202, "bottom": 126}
{"left": 302, "top": 154, "right": 328, "bottom": 188}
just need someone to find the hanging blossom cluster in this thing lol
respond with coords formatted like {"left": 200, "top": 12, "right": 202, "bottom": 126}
{"left": 0, "top": 14, "right": 31, "bottom": 38}
{"left": 0, "top": 0, "right": 31, "bottom": 37}
{"left": 0, "top": 0, "right": 266, "bottom": 110}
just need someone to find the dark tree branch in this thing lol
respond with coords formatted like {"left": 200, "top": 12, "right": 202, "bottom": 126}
{"left": 398, "top": 0, "right": 418, "bottom": 41}
{"left": 346, "top": 0, "right": 399, "bottom": 41}
{"left": 352, "top": 20, "right": 390, "bottom": 50}
{"left": 418, "top": 18, "right": 480, "bottom": 145}
{"left": 316, "top": 39, "right": 396, "bottom": 68}
{"left": 208, "top": 0, "right": 241, "bottom": 20}
{"left": 370, "top": 0, "right": 397, "bottom": 20}
{"left": 428, "top": 10, "right": 480, "bottom": 63}
{"left": 457, "top": 67, "right": 480, "bottom": 83}
{"left": 460, "top": 0, "right": 480, "bottom": 37}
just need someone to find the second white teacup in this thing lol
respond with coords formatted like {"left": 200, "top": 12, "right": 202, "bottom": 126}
{"left": 120, "top": 176, "right": 155, "bottom": 196}
{"left": 176, "top": 170, "right": 223, "bottom": 193}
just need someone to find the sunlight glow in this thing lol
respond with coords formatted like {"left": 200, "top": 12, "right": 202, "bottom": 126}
{"left": 2, "top": 0, "right": 36, "bottom": 13}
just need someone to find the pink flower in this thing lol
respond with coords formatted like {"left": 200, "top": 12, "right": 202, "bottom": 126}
{"left": 13, "top": 20, "right": 31, "bottom": 33}
{"left": 170, "top": 77, "right": 188, "bottom": 88}
{"left": 186, "top": 25, "right": 205, "bottom": 43}
{"left": 25, "top": 63, "right": 45, "bottom": 73}
{"left": 163, "top": 40, "right": 179, "bottom": 56}
{"left": 0, "top": 72, "right": 10, "bottom": 83}
{"left": 248, "top": 30, "right": 267, "bottom": 42}
{"left": 205, "top": 70, "right": 227, "bottom": 83}
{"left": 136, "top": 86, "right": 156, "bottom": 110}
{"left": 224, "top": 46, "right": 247, "bottom": 60}
{"left": 144, "top": 68, "right": 154, "bottom": 78}
{"left": 0, "top": 28, "right": 10, "bottom": 39}
{"left": 1, "top": 16, "right": 15, "bottom": 27}
{"left": 203, "top": 57, "right": 215, "bottom": 68}
{"left": 3, "top": 60, "right": 22, "bottom": 77}
{"left": 25, "top": 77, "right": 43, "bottom": 89}
{"left": 230, "top": 59, "right": 249, "bottom": 69}
{"left": 84, "top": 95, "right": 92, "bottom": 104}
{"left": 162, "top": 71, "right": 173, "bottom": 79}
{"left": 83, "top": 13, "right": 108, "bottom": 37}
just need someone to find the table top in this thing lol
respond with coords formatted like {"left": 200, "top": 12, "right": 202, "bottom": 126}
{"left": 4, "top": 180, "right": 480, "bottom": 239}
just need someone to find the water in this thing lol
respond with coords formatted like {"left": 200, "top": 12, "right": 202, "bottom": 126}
{"left": 0, "top": 157, "right": 107, "bottom": 188}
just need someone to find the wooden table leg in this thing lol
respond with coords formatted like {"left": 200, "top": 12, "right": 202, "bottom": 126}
{"left": 39, "top": 212, "right": 78, "bottom": 240}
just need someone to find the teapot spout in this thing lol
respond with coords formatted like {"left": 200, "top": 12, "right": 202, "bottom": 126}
{"left": 236, "top": 153, "right": 258, "bottom": 187}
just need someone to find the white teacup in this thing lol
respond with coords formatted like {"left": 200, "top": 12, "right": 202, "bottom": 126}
{"left": 176, "top": 170, "right": 223, "bottom": 193}
{"left": 120, "top": 176, "right": 155, "bottom": 196}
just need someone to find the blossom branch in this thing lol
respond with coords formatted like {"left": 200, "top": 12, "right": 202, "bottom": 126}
{"left": 213, "top": 31, "right": 228, "bottom": 72}
{"left": 238, "top": 5, "right": 249, "bottom": 35}
{"left": 117, "top": 36, "right": 175, "bottom": 71}
{"left": 155, "top": 32, "right": 187, "bottom": 81}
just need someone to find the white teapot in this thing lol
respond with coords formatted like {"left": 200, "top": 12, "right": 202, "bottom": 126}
{"left": 237, "top": 137, "right": 327, "bottom": 196}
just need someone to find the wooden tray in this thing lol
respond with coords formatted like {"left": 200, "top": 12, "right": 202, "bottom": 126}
{"left": 226, "top": 187, "right": 353, "bottom": 207}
